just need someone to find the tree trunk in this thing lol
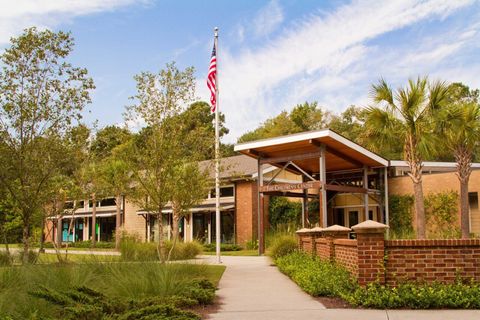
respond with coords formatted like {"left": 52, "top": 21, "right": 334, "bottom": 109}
{"left": 167, "top": 208, "right": 180, "bottom": 262}
{"left": 39, "top": 217, "right": 45, "bottom": 253}
{"left": 413, "top": 181, "right": 426, "bottom": 239}
{"left": 91, "top": 193, "right": 97, "bottom": 247}
{"left": 156, "top": 209, "right": 165, "bottom": 263}
{"left": 405, "top": 135, "right": 426, "bottom": 239}
{"left": 22, "top": 218, "right": 30, "bottom": 264}
{"left": 115, "top": 194, "right": 122, "bottom": 250}
{"left": 456, "top": 146, "right": 472, "bottom": 239}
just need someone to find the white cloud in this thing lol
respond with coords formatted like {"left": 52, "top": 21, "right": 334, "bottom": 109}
{"left": 197, "top": 0, "right": 476, "bottom": 143}
{"left": 0, "top": 0, "right": 148, "bottom": 45}
{"left": 253, "top": 0, "right": 284, "bottom": 37}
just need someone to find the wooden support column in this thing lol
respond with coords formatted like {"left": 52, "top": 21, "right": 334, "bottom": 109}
{"left": 257, "top": 158, "right": 265, "bottom": 255}
{"left": 384, "top": 167, "right": 390, "bottom": 237}
{"left": 319, "top": 145, "right": 327, "bottom": 227}
{"left": 363, "top": 166, "right": 369, "bottom": 221}
{"left": 302, "top": 176, "right": 308, "bottom": 227}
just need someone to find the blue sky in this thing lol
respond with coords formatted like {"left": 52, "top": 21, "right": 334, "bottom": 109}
{"left": 1, "top": 0, "right": 480, "bottom": 142}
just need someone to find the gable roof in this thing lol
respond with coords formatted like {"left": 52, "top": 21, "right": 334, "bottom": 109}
{"left": 199, "top": 154, "right": 259, "bottom": 180}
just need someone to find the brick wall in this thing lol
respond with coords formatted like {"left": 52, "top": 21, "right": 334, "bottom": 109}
{"left": 333, "top": 239, "right": 358, "bottom": 275}
{"left": 236, "top": 181, "right": 255, "bottom": 246}
{"left": 385, "top": 239, "right": 480, "bottom": 285}
{"left": 297, "top": 222, "right": 480, "bottom": 286}
{"left": 315, "top": 238, "right": 330, "bottom": 260}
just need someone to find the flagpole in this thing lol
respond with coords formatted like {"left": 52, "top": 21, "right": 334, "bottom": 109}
{"left": 214, "top": 27, "right": 221, "bottom": 264}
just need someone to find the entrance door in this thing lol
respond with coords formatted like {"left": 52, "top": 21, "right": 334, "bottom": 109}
{"left": 193, "top": 213, "right": 207, "bottom": 242}
{"left": 348, "top": 210, "right": 359, "bottom": 228}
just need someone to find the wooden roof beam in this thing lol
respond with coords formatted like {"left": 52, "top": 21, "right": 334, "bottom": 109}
{"left": 309, "top": 139, "right": 363, "bottom": 167}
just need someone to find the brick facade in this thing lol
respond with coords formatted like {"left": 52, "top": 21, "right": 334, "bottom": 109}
{"left": 389, "top": 169, "right": 480, "bottom": 234}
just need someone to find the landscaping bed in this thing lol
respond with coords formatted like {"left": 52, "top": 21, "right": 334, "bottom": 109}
{"left": 0, "top": 262, "right": 225, "bottom": 319}
{"left": 275, "top": 251, "right": 480, "bottom": 309}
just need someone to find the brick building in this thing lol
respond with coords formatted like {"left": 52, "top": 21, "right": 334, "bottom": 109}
{"left": 46, "top": 129, "right": 480, "bottom": 247}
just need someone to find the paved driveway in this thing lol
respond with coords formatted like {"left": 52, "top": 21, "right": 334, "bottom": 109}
{"left": 202, "top": 255, "right": 480, "bottom": 320}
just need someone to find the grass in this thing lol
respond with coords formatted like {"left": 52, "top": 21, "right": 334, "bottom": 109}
{"left": 36, "top": 253, "right": 120, "bottom": 264}
{"left": 0, "top": 262, "right": 225, "bottom": 319}
{"left": 203, "top": 249, "right": 259, "bottom": 256}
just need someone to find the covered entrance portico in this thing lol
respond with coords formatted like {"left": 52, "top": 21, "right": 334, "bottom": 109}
{"left": 234, "top": 129, "right": 390, "bottom": 254}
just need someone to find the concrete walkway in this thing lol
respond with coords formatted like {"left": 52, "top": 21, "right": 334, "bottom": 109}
{"left": 203, "top": 255, "right": 480, "bottom": 320}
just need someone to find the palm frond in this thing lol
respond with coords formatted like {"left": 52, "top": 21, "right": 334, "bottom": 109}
{"left": 371, "top": 78, "right": 394, "bottom": 106}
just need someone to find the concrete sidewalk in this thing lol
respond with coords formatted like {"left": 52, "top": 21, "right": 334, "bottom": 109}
{"left": 203, "top": 255, "right": 480, "bottom": 320}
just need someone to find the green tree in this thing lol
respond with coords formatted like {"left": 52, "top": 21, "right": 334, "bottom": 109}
{"left": 436, "top": 83, "right": 480, "bottom": 238}
{"left": 99, "top": 155, "right": 132, "bottom": 249}
{"left": 167, "top": 162, "right": 209, "bottom": 261}
{"left": 0, "top": 28, "right": 94, "bottom": 261}
{"left": 364, "top": 77, "right": 449, "bottom": 239}
{"left": 176, "top": 101, "right": 230, "bottom": 160}
{"left": 125, "top": 62, "right": 195, "bottom": 262}
{"left": 91, "top": 125, "right": 132, "bottom": 159}
{"left": 238, "top": 102, "right": 330, "bottom": 143}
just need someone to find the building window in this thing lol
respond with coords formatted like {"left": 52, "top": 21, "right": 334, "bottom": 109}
{"left": 469, "top": 192, "right": 478, "bottom": 210}
{"left": 100, "top": 198, "right": 116, "bottom": 207}
{"left": 210, "top": 186, "right": 234, "bottom": 198}
{"left": 220, "top": 187, "right": 234, "bottom": 197}
{"left": 348, "top": 210, "right": 359, "bottom": 227}
{"left": 334, "top": 209, "right": 345, "bottom": 226}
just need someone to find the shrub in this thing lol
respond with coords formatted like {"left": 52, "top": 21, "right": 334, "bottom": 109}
{"left": 389, "top": 194, "right": 415, "bottom": 239}
{"left": 17, "top": 250, "right": 38, "bottom": 264}
{"left": 245, "top": 239, "right": 258, "bottom": 250}
{"left": 69, "top": 240, "right": 115, "bottom": 249}
{"left": 165, "top": 241, "right": 202, "bottom": 260}
{"left": 425, "top": 191, "right": 460, "bottom": 239}
{"left": 276, "top": 251, "right": 356, "bottom": 297}
{"left": 203, "top": 243, "right": 241, "bottom": 252}
{"left": 346, "top": 281, "right": 480, "bottom": 309}
{"left": 0, "top": 252, "right": 12, "bottom": 266}
{"left": 276, "top": 251, "right": 480, "bottom": 309}
{"left": 120, "top": 235, "right": 202, "bottom": 261}
{"left": 268, "top": 235, "right": 297, "bottom": 260}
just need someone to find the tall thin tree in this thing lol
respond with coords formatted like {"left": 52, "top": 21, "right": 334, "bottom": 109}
{"left": 364, "top": 77, "right": 449, "bottom": 239}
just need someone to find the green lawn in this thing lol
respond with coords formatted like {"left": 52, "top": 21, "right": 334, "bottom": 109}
{"left": 36, "top": 252, "right": 121, "bottom": 263}
{"left": 203, "top": 249, "right": 259, "bottom": 256}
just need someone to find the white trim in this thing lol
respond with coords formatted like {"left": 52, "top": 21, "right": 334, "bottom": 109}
{"left": 390, "top": 160, "right": 480, "bottom": 168}
{"left": 234, "top": 129, "right": 389, "bottom": 166}
{"left": 251, "top": 165, "right": 277, "bottom": 178}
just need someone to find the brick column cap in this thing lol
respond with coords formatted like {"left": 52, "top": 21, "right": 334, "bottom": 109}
{"left": 352, "top": 220, "right": 389, "bottom": 234}
{"left": 296, "top": 228, "right": 312, "bottom": 234}
{"left": 310, "top": 226, "right": 325, "bottom": 232}
{"left": 323, "top": 224, "right": 351, "bottom": 232}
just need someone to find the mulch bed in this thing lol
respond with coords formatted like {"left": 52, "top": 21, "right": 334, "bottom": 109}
{"left": 191, "top": 296, "right": 223, "bottom": 319}
{"left": 314, "top": 296, "right": 355, "bottom": 309}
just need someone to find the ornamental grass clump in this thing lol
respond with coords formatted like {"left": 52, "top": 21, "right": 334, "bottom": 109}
{"left": 268, "top": 235, "right": 298, "bottom": 260}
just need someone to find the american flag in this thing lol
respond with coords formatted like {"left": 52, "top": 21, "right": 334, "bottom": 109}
{"left": 207, "top": 42, "right": 217, "bottom": 113}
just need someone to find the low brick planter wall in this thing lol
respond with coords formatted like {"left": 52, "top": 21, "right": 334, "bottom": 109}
{"left": 297, "top": 222, "right": 480, "bottom": 286}
{"left": 385, "top": 239, "right": 480, "bottom": 285}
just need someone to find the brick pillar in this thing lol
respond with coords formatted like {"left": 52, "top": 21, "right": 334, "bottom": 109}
{"left": 310, "top": 227, "right": 324, "bottom": 256}
{"left": 322, "top": 225, "right": 351, "bottom": 261}
{"left": 296, "top": 228, "right": 313, "bottom": 253}
{"left": 352, "top": 220, "right": 389, "bottom": 286}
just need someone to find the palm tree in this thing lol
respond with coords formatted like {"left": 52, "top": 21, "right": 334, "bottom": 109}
{"left": 436, "top": 102, "right": 480, "bottom": 238}
{"left": 364, "top": 77, "right": 449, "bottom": 239}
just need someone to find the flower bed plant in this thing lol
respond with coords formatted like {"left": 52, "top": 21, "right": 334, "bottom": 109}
{"left": 275, "top": 251, "right": 480, "bottom": 309}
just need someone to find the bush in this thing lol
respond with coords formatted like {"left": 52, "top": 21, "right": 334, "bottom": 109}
{"left": 0, "top": 252, "right": 12, "bottom": 266}
{"left": 425, "top": 191, "right": 461, "bottom": 239}
{"left": 346, "top": 281, "right": 480, "bottom": 309}
{"left": 245, "top": 239, "right": 258, "bottom": 250}
{"left": 165, "top": 241, "right": 203, "bottom": 260}
{"left": 389, "top": 195, "right": 415, "bottom": 239}
{"left": 276, "top": 251, "right": 356, "bottom": 297}
{"left": 120, "top": 235, "right": 202, "bottom": 261}
{"left": 203, "top": 243, "right": 241, "bottom": 252}
{"left": 69, "top": 240, "right": 115, "bottom": 249}
{"left": 276, "top": 251, "right": 480, "bottom": 309}
{"left": 17, "top": 250, "right": 38, "bottom": 264}
{"left": 268, "top": 235, "right": 297, "bottom": 260}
